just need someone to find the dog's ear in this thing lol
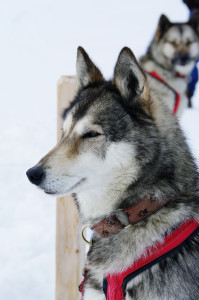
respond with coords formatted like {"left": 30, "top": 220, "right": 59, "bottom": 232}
{"left": 113, "top": 47, "right": 149, "bottom": 104}
{"left": 155, "top": 14, "right": 171, "bottom": 41}
{"left": 76, "top": 47, "right": 104, "bottom": 90}
{"left": 188, "top": 12, "right": 199, "bottom": 35}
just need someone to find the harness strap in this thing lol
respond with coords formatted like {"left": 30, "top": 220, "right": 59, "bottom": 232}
{"left": 148, "top": 71, "right": 181, "bottom": 114}
{"left": 103, "top": 218, "right": 199, "bottom": 300}
{"left": 79, "top": 269, "right": 88, "bottom": 300}
{"left": 175, "top": 72, "right": 186, "bottom": 79}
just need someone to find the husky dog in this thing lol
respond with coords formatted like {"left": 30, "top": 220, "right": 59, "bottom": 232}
{"left": 26, "top": 47, "right": 199, "bottom": 299}
{"left": 140, "top": 13, "right": 199, "bottom": 116}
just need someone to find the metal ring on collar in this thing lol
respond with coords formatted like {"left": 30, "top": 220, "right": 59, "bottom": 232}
{"left": 81, "top": 224, "right": 92, "bottom": 247}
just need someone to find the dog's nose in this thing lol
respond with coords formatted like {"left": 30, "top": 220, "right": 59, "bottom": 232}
{"left": 26, "top": 166, "right": 45, "bottom": 185}
{"left": 179, "top": 53, "right": 189, "bottom": 65}
{"left": 173, "top": 53, "right": 190, "bottom": 66}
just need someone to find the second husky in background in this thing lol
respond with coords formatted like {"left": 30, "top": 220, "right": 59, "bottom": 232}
{"left": 140, "top": 13, "right": 199, "bottom": 116}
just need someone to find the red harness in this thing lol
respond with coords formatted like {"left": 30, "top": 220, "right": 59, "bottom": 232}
{"left": 148, "top": 71, "right": 181, "bottom": 114}
{"left": 80, "top": 219, "right": 199, "bottom": 300}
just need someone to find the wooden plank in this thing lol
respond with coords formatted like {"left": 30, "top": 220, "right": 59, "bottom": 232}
{"left": 56, "top": 76, "right": 84, "bottom": 300}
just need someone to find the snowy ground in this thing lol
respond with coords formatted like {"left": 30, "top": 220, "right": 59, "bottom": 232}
{"left": 0, "top": 1, "right": 199, "bottom": 299}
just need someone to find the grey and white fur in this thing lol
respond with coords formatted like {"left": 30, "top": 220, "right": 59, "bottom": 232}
{"left": 140, "top": 13, "right": 199, "bottom": 116}
{"left": 27, "top": 46, "right": 199, "bottom": 300}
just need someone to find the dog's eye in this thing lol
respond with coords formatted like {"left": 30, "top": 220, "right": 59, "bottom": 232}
{"left": 169, "top": 41, "right": 177, "bottom": 46}
{"left": 82, "top": 131, "right": 101, "bottom": 139}
{"left": 186, "top": 40, "right": 193, "bottom": 46}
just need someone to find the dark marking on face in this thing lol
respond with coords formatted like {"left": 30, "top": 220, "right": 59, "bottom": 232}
{"left": 62, "top": 82, "right": 105, "bottom": 121}
{"left": 178, "top": 25, "right": 183, "bottom": 36}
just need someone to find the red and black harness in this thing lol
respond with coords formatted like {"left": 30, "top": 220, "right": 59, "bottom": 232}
{"left": 103, "top": 219, "right": 199, "bottom": 300}
{"left": 79, "top": 193, "right": 199, "bottom": 300}
{"left": 80, "top": 219, "right": 199, "bottom": 300}
{"left": 148, "top": 71, "right": 182, "bottom": 114}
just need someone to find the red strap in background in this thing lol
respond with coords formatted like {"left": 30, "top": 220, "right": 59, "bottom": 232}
{"left": 173, "top": 93, "right": 180, "bottom": 114}
{"left": 175, "top": 72, "right": 186, "bottom": 79}
{"left": 106, "top": 218, "right": 199, "bottom": 300}
{"left": 148, "top": 71, "right": 180, "bottom": 114}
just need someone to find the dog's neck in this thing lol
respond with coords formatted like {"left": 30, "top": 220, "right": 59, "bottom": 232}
{"left": 91, "top": 193, "right": 172, "bottom": 238}
{"left": 76, "top": 173, "right": 175, "bottom": 224}
{"left": 76, "top": 148, "right": 179, "bottom": 223}
{"left": 141, "top": 53, "right": 188, "bottom": 79}
{"left": 84, "top": 192, "right": 196, "bottom": 274}
{"left": 77, "top": 172, "right": 134, "bottom": 222}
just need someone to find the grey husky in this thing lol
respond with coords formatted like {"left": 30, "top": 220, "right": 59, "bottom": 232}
{"left": 140, "top": 13, "right": 199, "bottom": 116}
{"left": 26, "top": 47, "right": 199, "bottom": 300}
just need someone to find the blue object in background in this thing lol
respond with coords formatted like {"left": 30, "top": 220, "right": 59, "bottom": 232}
{"left": 187, "top": 6, "right": 199, "bottom": 100}
{"left": 188, "top": 62, "right": 199, "bottom": 97}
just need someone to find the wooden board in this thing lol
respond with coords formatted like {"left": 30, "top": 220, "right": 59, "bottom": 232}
{"left": 56, "top": 76, "right": 84, "bottom": 300}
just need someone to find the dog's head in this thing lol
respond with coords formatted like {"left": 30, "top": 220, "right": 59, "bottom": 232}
{"left": 150, "top": 13, "right": 199, "bottom": 75}
{"left": 26, "top": 47, "right": 171, "bottom": 207}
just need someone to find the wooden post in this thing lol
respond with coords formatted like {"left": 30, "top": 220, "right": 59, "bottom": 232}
{"left": 56, "top": 76, "right": 84, "bottom": 300}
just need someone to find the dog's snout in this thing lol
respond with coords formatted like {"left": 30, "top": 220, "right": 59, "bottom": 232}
{"left": 172, "top": 53, "right": 190, "bottom": 66}
{"left": 26, "top": 166, "right": 45, "bottom": 185}
{"left": 179, "top": 53, "right": 189, "bottom": 65}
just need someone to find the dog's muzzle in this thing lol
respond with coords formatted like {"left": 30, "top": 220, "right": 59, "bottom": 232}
{"left": 26, "top": 165, "right": 45, "bottom": 186}
{"left": 172, "top": 53, "right": 190, "bottom": 66}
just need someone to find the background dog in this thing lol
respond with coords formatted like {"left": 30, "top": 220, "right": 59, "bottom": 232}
{"left": 140, "top": 13, "right": 199, "bottom": 116}
{"left": 27, "top": 47, "right": 199, "bottom": 299}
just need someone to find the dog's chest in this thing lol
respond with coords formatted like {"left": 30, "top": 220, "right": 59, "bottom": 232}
{"left": 166, "top": 77, "right": 187, "bottom": 94}
{"left": 143, "top": 60, "right": 187, "bottom": 94}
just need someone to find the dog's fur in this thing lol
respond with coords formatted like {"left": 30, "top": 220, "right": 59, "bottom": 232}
{"left": 140, "top": 13, "right": 199, "bottom": 116}
{"left": 27, "top": 47, "right": 199, "bottom": 299}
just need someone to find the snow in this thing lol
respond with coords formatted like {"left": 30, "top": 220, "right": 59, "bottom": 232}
{"left": 0, "top": 0, "right": 198, "bottom": 299}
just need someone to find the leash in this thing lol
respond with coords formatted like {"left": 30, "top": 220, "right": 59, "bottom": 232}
{"left": 148, "top": 71, "right": 181, "bottom": 114}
